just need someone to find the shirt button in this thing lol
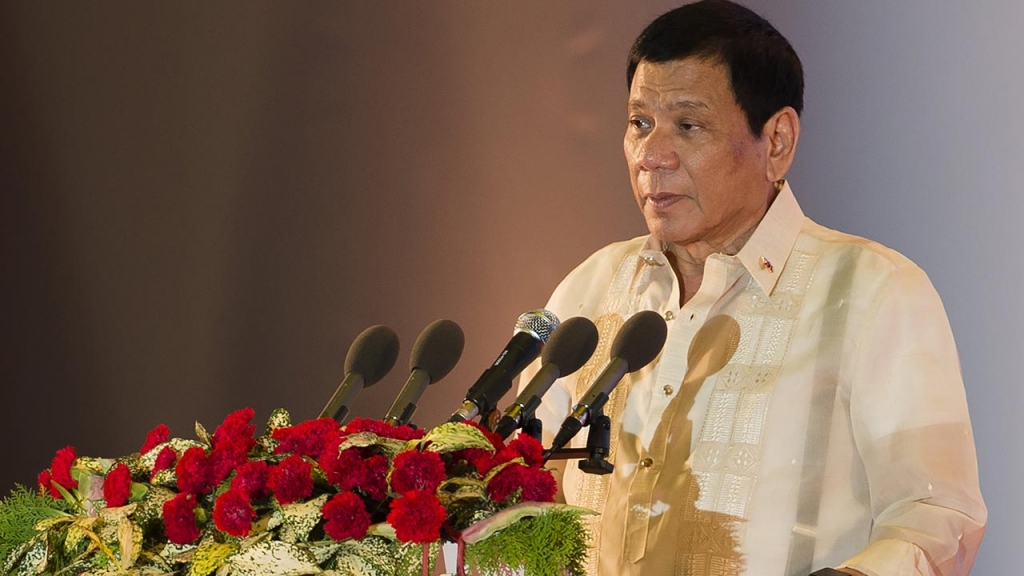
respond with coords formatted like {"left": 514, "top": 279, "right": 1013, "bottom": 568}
{"left": 639, "top": 457, "right": 654, "bottom": 468}
{"left": 664, "top": 310, "right": 675, "bottom": 321}
{"left": 663, "top": 385, "right": 674, "bottom": 396}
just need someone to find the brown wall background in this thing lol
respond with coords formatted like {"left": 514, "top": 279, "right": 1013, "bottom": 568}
{"left": 3, "top": 2, "right": 1021, "bottom": 572}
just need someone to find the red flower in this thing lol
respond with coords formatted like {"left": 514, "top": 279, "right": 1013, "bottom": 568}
{"left": 390, "top": 450, "right": 446, "bottom": 494}
{"left": 213, "top": 488, "right": 256, "bottom": 537}
{"left": 387, "top": 490, "right": 447, "bottom": 543}
{"left": 152, "top": 446, "right": 177, "bottom": 479}
{"left": 320, "top": 444, "right": 367, "bottom": 491}
{"left": 344, "top": 417, "right": 425, "bottom": 441}
{"left": 140, "top": 424, "right": 169, "bottom": 455}
{"left": 162, "top": 493, "right": 201, "bottom": 545}
{"left": 231, "top": 460, "right": 270, "bottom": 500}
{"left": 37, "top": 470, "right": 60, "bottom": 499}
{"left": 49, "top": 446, "right": 78, "bottom": 492}
{"left": 487, "top": 463, "right": 526, "bottom": 503}
{"left": 519, "top": 467, "right": 557, "bottom": 503}
{"left": 176, "top": 446, "right": 212, "bottom": 495}
{"left": 362, "top": 454, "right": 389, "bottom": 501}
{"left": 209, "top": 442, "right": 249, "bottom": 486}
{"left": 272, "top": 418, "right": 341, "bottom": 458}
{"left": 322, "top": 491, "right": 371, "bottom": 541}
{"left": 506, "top": 435, "right": 544, "bottom": 468}
{"left": 103, "top": 463, "right": 132, "bottom": 507}
{"left": 211, "top": 407, "right": 257, "bottom": 453}
{"left": 269, "top": 454, "right": 313, "bottom": 504}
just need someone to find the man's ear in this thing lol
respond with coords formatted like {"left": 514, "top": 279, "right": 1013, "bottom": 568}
{"left": 763, "top": 106, "right": 801, "bottom": 183}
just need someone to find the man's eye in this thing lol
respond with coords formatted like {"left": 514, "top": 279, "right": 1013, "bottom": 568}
{"left": 679, "top": 123, "right": 697, "bottom": 131}
{"left": 629, "top": 118, "right": 651, "bottom": 130}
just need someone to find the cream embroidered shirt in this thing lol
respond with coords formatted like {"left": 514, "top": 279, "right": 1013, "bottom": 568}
{"left": 524, "top": 184, "right": 986, "bottom": 576}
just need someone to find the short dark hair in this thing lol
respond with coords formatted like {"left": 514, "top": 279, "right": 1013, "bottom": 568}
{"left": 627, "top": 0, "right": 804, "bottom": 135}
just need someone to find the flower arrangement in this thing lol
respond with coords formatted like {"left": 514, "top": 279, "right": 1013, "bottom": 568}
{"left": 0, "top": 408, "right": 591, "bottom": 576}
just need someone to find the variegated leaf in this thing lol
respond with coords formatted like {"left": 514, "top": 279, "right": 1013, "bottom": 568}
{"left": 64, "top": 524, "right": 89, "bottom": 555}
{"left": 276, "top": 494, "right": 328, "bottom": 543}
{"left": 118, "top": 514, "right": 144, "bottom": 569}
{"left": 481, "top": 458, "right": 525, "bottom": 483}
{"left": 12, "top": 535, "right": 47, "bottom": 576}
{"left": 188, "top": 536, "right": 240, "bottom": 576}
{"left": 416, "top": 422, "right": 496, "bottom": 454}
{"left": 195, "top": 421, "right": 212, "bottom": 446}
{"left": 338, "top": 432, "right": 406, "bottom": 458}
{"left": 139, "top": 438, "right": 204, "bottom": 469}
{"left": 225, "top": 541, "right": 321, "bottom": 576}
{"left": 33, "top": 514, "right": 74, "bottom": 531}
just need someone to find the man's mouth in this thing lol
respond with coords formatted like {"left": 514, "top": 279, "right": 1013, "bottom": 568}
{"left": 645, "top": 192, "right": 683, "bottom": 210}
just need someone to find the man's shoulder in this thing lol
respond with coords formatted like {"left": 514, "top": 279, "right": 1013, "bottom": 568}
{"left": 800, "top": 219, "right": 926, "bottom": 279}
{"left": 544, "top": 235, "right": 649, "bottom": 315}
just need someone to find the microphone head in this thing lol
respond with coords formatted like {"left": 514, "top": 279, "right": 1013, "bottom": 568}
{"left": 610, "top": 310, "right": 667, "bottom": 372}
{"left": 410, "top": 319, "right": 465, "bottom": 382}
{"left": 514, "top": 309, "right": 560, "bottom": 342}
{"left": 344, "top": 325, "right": 400, "bottom": 387}
{"left": 541, "top": 316, "right": 599, "bottom": 376}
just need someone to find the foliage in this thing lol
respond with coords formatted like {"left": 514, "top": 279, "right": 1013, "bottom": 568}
{"left": 0, "top": 408, "right": 586, "bottom": 575}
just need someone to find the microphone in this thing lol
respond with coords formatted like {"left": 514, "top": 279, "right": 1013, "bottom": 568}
{"left": 319, "top": 325, "right": 400, "bottom": 423}
{"left": 546, "top": 310, "right": 667, "bottom": 457}
{"left": 383, "top": 319, "right": 465, "bottom": 426}
{"left": 449, "top": 309, "right": 560, "bottom": 424}
{"left": 493, "top": 317, "right": 599, "bottom": 439}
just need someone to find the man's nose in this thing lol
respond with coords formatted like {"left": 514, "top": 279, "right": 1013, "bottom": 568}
{"left": 635, "top": 131, "right": 679, "bottom": 171}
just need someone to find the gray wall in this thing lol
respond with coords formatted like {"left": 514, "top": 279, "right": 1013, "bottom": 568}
{"left": 2, "top": 1, "right": 1019, "bottom": 572}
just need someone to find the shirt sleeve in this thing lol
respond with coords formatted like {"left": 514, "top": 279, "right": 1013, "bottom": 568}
{"left": 840, "top": 264, "right": 986, "bottom": 576}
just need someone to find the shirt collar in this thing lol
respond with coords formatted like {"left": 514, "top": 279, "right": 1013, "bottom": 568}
{"left": 636, "top": 181, "right": 805, "bottom": 296}
{"left": 735, "top": 181, "right": 804, "bottom": 296}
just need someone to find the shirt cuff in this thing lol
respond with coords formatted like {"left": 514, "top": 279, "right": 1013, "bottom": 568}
{"left": 839, "top": 538, "right": 933, "bottom": 576}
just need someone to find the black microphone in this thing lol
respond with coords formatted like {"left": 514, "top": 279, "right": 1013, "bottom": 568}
{"left": 449, "top": 309, "right": 560, "bottom": 424}
{"left": 493, "top": 317, "right": 599, "bottom": 439}
{"left": 319, "top": 325, "right": 400, "bottom": 423}
{"left": 546, "top": 311, "right": 667, "bottom": 457}
{"left": 383, "top": 319, "right": 465, "bottom": 426}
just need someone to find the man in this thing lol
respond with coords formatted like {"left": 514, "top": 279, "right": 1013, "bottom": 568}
{"left": 525, "top": 1, "right": 986, "bottom": 575}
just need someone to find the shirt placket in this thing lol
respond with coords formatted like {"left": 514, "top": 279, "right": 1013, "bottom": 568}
{"left": 622, "top": 255, "right": 740, "bottom": 563}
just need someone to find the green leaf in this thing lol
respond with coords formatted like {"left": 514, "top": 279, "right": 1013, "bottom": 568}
{"left": 275, "top": 494, "right": 328, "bottom": 544}
{"left": 338, "top": 432, "right": 406, "bottom": 458}
{"left": 189, "top": 536, "right": 240, "bottom": 576}
{"left": 195, "top": 421, "right": 212, "bottom": 446}
{"left": 224, "top": 541, "right": 320, "bottom": 576}
{"left": 415, "top": 422, "right": 496, "bottom": 454}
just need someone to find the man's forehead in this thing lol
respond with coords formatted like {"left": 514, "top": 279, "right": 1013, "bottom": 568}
{"left": 628, "top": 58, "right": 733, "bottom": 108}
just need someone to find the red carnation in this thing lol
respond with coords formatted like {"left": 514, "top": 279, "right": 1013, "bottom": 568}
{"left": 213, "top": 488, "right": 256, "bottom": 537}
{"left": 487, "top": 463, "right": 527, "bottom": 503}
{"left": 362, "top": 454, "right": 389, "bottom": 501}
{"left": 49, "top": 446, "right": 79, "bottom": 492}
{"left": 322, "top": 491, "right": 372, "bottom": 541}
{"left": 37, "top": 470, "right": 60, "bottom": 499}
{"left": 176, "top": 446, "right": 212, "bottom": 495}
{"left": 519, "top": 467, "right": 557, "bottom": 503}
{"left": 140, "top": 423, "right": 169, "bottom": 455}
{"left": 152, "top": 446, "right": 177, "bottom": 479}
{"left": 211, "top": 407, "right": 257, "bottom": 453}
{"left": 319, "top": 444, "right": 367, "bottom": 491}
{"left": 269, "top": 454, "right": 313, "bottom": 504}
{"left": 208, "top": 442, "right": 249, "bottom": 486}
{"left": 506, "top": 435, "right": 544, "bottom": 468}
{"left": 162, "top": 492, "right": 201, "bottom": 545}
{"left": 387, "top": 490, "right": 447, "bottom": 543}
{"left": 459, "top": 420, "right": 505, "bottom": 451}
{"left": 390, "top": 450, "right": 446, "bottom": 494}
{"left": 272, "top": 418, "right": 341, "bottom": 458}
{"left": 344, "top": 417, "right": 425, "bottom": 441}
{"left": 103, "top": 463, "right": 132, "bottom": 507}
{"left": 231, "top": 460, "right": 270, "bottom": 500}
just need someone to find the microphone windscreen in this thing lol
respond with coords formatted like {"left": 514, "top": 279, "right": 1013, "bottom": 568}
{"left": 541, "top": 316, "right": 599, "bottom": 376}
{"left": 410, "top": 319, "right": 465, "bottom": 382}
{"left": 610, "top": 311, "right": 667, "bottom": 371}
{"left": 344, "top": 325, "right": 400, "bottom": 386}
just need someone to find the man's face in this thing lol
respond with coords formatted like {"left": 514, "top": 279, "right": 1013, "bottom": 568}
{"left": 624, "top": 58, "right": 774, "bottom": 250}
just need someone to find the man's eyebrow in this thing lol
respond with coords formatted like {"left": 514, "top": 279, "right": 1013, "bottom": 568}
{"left": 627, "top": 98, "right": 709, "bottom": 111}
